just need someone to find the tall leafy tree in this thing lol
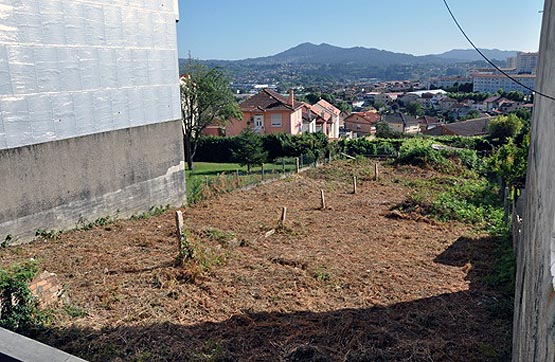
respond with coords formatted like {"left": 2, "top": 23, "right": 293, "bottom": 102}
{"left": 180, "top": 58, "right": 242, "bottom": 170}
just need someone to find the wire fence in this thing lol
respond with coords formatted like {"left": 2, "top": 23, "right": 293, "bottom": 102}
{"left": 187, "top": 153, "right": 334, "bottom": 205}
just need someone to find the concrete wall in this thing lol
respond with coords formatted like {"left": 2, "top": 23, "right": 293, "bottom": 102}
{"left": 512, "top": 0, "right": 555, "bottom": 360}
{"left": 0, "top": 120, "right": 185, "bottom": 243}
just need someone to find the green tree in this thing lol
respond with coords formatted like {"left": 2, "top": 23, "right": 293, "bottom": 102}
{"left": 406, "top": 102, "right": 424, "bottom": 117}
{"left": 488, "top": 135, "right": 529, "bottom": 189}
{"left": 489, "top": 114, "right": 524, "bottom": 144}
{"left": 232, "top": 129, "right": 268, "bottom": 173}
{"left": 180, "top": 58, "right": 242, "bottom": 170}
{"left": 375, "top": 121, "right": 400, "bottom": 138}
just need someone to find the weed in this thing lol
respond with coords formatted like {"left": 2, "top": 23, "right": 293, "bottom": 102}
{"left": 64, "top": 304, "right": 88, "bottom": 319}
{"left": 76, "top": 215, "right": 117, "bottom": 231}
{"left": 35, "top": 228, "right": 64, "bottom": 240}
{"left": 314, "top": 267, "right": 332, "bottom": 282}
{"left": 130, "top": 205, "right": 170, "bottom": 221}
{"left": 202, "top": 228, "right": 235, "bottom": 246}
{"left": 0, "top": 260, "right": 43, "bottom": 333}
{"left": 1, "top": 234, "right": 12, "bottom": 248}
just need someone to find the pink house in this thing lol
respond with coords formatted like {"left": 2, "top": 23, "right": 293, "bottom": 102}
{"left": 311, "top": 99, "right": 341, "bottom": 139}
{"left": 227, "top": 89, "right": 304, "bottom": 136}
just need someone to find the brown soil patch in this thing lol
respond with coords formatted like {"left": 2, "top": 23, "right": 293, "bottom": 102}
{"left": 0, "top": 160, "right": 511, "bottom": 361}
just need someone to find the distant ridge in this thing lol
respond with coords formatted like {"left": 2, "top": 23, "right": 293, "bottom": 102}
{"left": 180, "top": 43, "right": 526, "bottom": 83}
{"left": 192, "top": 42, "right": 519, "bottom": 65}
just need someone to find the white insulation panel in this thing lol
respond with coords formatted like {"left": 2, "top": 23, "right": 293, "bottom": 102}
{"left": 0, "top": 0, "right": 180, "bottom": 150}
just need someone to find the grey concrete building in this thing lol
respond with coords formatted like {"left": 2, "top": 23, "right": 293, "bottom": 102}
{"left": 512, "top": 0, "right": 555, "bottom": 360}
{"left": 0, "top": 1, "right": 185, "bottom": 243}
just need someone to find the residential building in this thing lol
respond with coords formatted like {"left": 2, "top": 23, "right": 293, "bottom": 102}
{"left": 473, "top": 74, "right": 536, "bottom": 94}
{"left": 423, "top": 116, "right": 492, "bottom": 136}
{"left": 428, "top": 76, "right": 472, "bottom": 89}
{"left": 312, "top": 99, "right": 341, "bottom": 139}
{"left": 227, "top": 88, "right": 303, "bottom": 136}
{"left": 343, "top": 111, "right": 380, "bottom": 137}
{"left": 382, "top": 113, "right": 420, "bottom": 134}
{"left": 0, "top": 0, "right": 184, "bottom": 242}
{"left": 516, "top": 52, "right": 539, "bottom": 74}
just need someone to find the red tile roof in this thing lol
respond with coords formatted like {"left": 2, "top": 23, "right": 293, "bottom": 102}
{"left": 240, "top": 88, "right": 303, "bottom": 112}
{"left": 314, "top": 99, "right": 341, "bottom": 116}
{"left": 344, "top": 111, "right": 380, "bottom": 125}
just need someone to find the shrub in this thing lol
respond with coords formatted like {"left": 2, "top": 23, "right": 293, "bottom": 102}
{"left": 0, "top": 260, "right": 42, "bottom": 333}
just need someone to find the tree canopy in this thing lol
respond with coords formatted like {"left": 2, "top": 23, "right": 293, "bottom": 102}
{"left": 180, "top": 58, "right": 242, "bottom": 170}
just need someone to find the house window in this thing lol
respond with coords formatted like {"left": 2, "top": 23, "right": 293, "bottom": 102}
{"left": 253, "top": 115, "right": 264, "bottom": 129}
{"left": 271, "top": 113, "right": 282, "bottom": 127}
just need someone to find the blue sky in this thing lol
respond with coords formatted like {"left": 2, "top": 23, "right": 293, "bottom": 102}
{"left": 176, "top": 0, "right": 544, "bottom": 60}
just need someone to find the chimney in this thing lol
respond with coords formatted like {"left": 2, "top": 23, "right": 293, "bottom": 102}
{"left": 288, "top": 89, "right": 295, "bottom": 108}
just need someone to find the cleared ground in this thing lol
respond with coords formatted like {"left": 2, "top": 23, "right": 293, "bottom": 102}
{"left": 0, "top": 159, "right": 512, "bottom": 361}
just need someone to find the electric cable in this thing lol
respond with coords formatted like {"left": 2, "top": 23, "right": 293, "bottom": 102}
{"left": 443, "top": 0, "right": 555, "bottom": 101}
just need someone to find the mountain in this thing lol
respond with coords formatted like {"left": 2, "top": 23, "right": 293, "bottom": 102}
{"left": 182, "top": 43, "right": 517, "bottom": 84}
{"left": 435, "top": 48, "right": 517, "bottom": 62}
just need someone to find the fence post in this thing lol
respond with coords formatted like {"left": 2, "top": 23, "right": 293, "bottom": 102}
{"left": 504, "top": 186, "right": 510, "bottom": 225}
{"left": 235, "top": 170, "right": 240, "bottom": 187}
{"left": 295, "top": 158, "right": 300, "bottom": 173}
{"left": 300, "top": 154, "right": 304, "bottom": 169}
{"left": 320, "top": 189, "right": 326, "bottom": 210}
{"left": 282, "top": 158, "right": 286, "bottom": 175}
{"left": 261, "top": 163, "right": 265, "bottom": 181}
{"left": 353, "top": 175, "right": 357, "bottom": 194}
{"left": 175, "top": 210, "right": 184, "bottom": 259}
{"left": 374, "top": 163, "right": 379, "bottom": 181}
{"left": 280, "top": 207, "right": 287, "bottom": 227}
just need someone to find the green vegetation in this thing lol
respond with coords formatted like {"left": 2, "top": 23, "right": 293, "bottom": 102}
{"left": 180, "top": 58, "right": 242, "bottom": 171}
{"left": 130, "top": 205, "right": 170, "bottom": 221}
{"left": 0, "top": 260, "right": 42, "bottom": 333}
{"left": 232, "top": 129, "right": 268, "bottom": 173}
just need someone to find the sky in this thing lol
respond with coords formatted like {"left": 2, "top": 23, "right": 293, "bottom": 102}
{"left": 176, "top": 0, "right": 544, "bottom": 60}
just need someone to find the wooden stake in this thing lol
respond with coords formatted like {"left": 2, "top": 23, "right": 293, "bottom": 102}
{"left": 280, "top": 207, "right": 287, "bottom": 226}
{"left": 353, "top": 175, "right": 357, "bottom": 194}
{"left": 235, "top": 170, "right": 240, "bottom": 187}
{"left": 175, "top": 210, "right": 184, "bottom": 251}
{"left": 320, "top": 189, "right": 326, "bottom": 210}
{"left": 374, "top": 163, "right": 379, "bottom": 181}
{"left": 282, "top": 158, "right": 286, "bottom": 174}
{"left": 295, "top": 158, "right": 300, "bottom": 173}
{"left": 261, "top": 163, "right": 265, "bottom": 181}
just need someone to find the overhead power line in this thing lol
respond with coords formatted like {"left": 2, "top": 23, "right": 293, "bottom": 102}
{"left": 442, "top": 0, "right": 555, "bottom": 101}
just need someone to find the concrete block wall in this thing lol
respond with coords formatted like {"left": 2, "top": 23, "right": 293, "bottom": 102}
{"left": 0, "top": 120, "right": 186, "bottom": 243}
{"left": 0, "top": 0, "right": 185, "bottom": 243}
{"left": 512, "top": 0, "right": 555, "bottom": 360}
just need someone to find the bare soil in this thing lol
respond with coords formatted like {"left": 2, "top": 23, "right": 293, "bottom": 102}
{"left": 0, "top": 160, "right": 512, "bottom": 361}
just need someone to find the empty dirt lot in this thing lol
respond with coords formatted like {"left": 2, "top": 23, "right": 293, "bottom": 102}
{"left": 0, "top": 160, "right": 512, "bottom": 361}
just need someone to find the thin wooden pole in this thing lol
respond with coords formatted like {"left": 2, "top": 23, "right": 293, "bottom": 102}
{"left": 320, "top": 189, "right": 326, "bottom": 210}
{"left": 175, "top": 210, "right": 184, "bottom": 254}
{"left": 280, "top": 207, "right": 287, "bottom": 226}
{"left": 282, "top": 158, "right": 286, "bottom": 174}
{"left": 374, "top": 163, "right": 379, "bottom": 181}
{"left": 235, "top": 170, "right": 240, "bottom": 187}
{"left": 295, "top": 158, "right": 300, "bottom": 173}
{"left": 353, "top": 175, "right": 357, "bottom": 194}
{"left": 261, "top": 163, "right": 265, "bottom": 181}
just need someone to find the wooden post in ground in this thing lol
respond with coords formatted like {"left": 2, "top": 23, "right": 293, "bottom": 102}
{"left": 353, "top": 175, "right": 357, "bottom": 194}
{"left": 374, "top": 163, "right": 379, "bottom": 181}
{"left": 175, "top": 210, "right": 184, "bottom": 255}
{"left": 300, "top": 154, "right": 304, "bottom": 169}
{"left": 504, "top": 186, "right": 510, "bottom": 225}
{"left": 261, "top": 163, "right": 265, "bottom": 181}
{"left": 295, "top": 158, "right": 300, "bottom": 173}
{"left": 280, "top": 207, "right": 287, "bottom": 226}
{"left": 235, "top": 170, "right": 240, "bottom": 187}
{"left": 282, "top": 158, "right": 286, "bottom": 174}
{"left": 320, "top": 189, "right": 326, "bottom": 210}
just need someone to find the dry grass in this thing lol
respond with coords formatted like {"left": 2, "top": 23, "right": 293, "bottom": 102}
{"left": 0, "top": 160, "right": 512, "bottom": 361}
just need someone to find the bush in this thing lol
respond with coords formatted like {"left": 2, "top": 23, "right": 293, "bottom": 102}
{"left": 0, "top": 260, "right": 42, "bottom": 333}
{"left": 195, "top": 132, "right": 330, "bottom": 163}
